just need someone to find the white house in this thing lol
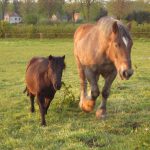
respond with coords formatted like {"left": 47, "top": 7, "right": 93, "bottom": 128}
{"left": 4, "top": 12, "right": 22, "bottom": 24}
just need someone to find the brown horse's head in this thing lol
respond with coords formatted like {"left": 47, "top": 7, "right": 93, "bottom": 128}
{"left": 108, "top": 21, "right": 133, "bottom": 80}
{"left": 48, "top": 55, "right": 66, "bottom": 90}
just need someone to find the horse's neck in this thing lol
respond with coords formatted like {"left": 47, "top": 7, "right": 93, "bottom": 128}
{"left": 43, "top": 71, "right": 52, "bottom": 87}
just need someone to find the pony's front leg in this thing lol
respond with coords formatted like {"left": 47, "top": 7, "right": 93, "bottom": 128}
{"left": 96, "top": 71, "right": 117, "bottom": 119}
{"left": 45, "top": 98, "right": 52, "bottom": 114}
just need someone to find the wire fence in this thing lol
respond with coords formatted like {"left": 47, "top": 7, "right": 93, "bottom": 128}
{"left": 2, "top": 32, "right": 150, "bottom": 39}
{"left": 3, "top": 32, "right": 74, "bottom": 39}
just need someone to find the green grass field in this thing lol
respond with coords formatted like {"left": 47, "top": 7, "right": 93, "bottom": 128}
{"left": 0, "top": 38, "right": 150, "bottom": 150}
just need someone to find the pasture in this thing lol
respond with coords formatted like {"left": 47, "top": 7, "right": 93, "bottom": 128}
{"left": 0, "top": 38, "right": 150, "bottom": 150}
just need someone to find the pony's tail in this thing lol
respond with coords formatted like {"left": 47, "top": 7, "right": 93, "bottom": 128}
{"left": 23, "top": 87, "right": 29, "bottom": 96}
{"left": 23, "top": 87, "right": 27, "bottom": 93}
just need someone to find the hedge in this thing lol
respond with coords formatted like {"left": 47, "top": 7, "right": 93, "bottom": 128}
{"left": 0, "top": 21, "right": 150, "bottom": 38}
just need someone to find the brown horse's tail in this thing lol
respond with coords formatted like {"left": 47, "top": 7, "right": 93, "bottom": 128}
{"left": 23, "top": 87, "right": 29, "bottom": 96}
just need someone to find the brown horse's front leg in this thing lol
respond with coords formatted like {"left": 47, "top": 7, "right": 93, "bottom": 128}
{"left": 78, "top": 68, "right": 95, "bottom": 113}
{"left": 85, "top": 68, "right": 100, "bottom": 100}
{"left": 76, "top": 58, "right": 95, "bottom": 113}
{"left": 79, "top": 68, "right": 100, "bottom": 113}
{"left": 96, "top": 71, "right": 117, "bottom": 119}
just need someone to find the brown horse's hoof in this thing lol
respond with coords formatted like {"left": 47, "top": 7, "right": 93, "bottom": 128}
{"left": 96, "top": 108, "right": 107, "bottom": 119}
{"left": 80, "top": 98, "right": 95, "bottom": 113}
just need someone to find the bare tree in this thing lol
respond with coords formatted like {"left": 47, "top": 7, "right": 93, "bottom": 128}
{"left": 0, "top": 0, "right": 8, "bottom": 19}
{"left": 107, "top": 0, "right": 131, "bottom": 20}
{"left": 13, "top": 0, "right": 19, "bottom": 14}
{"left": 80, "top": 0, "right": 95, "bottom": 21}
{"left": 38, "top": 0, "right": 63, "bottom": 18}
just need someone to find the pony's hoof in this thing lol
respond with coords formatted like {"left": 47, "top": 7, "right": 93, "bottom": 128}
{"left": 96, "top": 108, "right": 107, "bottom": 119}
{"left": 30, "top": 108, "right": 35, "bottom": 113}
{"left": 41, "top": 122, "right": 46, "bottom": 126}
{"left": 80, "top": 99, "right": 95, "bottom": 113}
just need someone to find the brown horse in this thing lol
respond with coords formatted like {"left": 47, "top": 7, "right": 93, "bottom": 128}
{"left": 74, "top": 16, "right": 133, "bottom": 118}
{"left": 24, "top": 55, "right": 65, "bottom": 125}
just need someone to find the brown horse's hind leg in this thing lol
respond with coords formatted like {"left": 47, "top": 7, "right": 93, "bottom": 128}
{"left": 75, "top": 58, "right": 95, "bottom": 113}
{"left": 96, "top": 71, "right": 117, "bottom": 119}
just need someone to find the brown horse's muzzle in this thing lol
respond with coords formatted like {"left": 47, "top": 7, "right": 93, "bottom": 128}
{"left": 120, "top": 69, "right": 133, "bottom": 80}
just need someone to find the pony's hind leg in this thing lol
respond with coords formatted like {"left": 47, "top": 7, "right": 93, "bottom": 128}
{"left": 37, "top": 93, "right": 46, "bottom": 126}
{"left": 29, "top": 93, "right": 35, "bottom": 113}
{"left": 96, "top": 71, "right": 117, "bottom": 119}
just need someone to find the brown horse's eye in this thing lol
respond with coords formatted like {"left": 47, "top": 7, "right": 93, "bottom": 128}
{"left": 115, "top": 43, "right": 118, "bottom": 48}
{"left": 115, "top": 43, "right": 120, "bottom": 48}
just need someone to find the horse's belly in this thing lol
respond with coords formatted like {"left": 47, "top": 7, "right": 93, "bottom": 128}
{"left": 99, "top": 64, "right": 116, "bottom": 77}
{"left": 85, "top": 63, "right": 116, "bottom": 77}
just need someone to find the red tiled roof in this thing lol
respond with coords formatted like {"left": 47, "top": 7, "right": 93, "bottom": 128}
{"left": 5, "top": 12, "right": 20, "bottom": 17}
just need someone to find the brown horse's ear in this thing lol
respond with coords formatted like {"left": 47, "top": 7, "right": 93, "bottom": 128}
{"left": 62, "top": 55, "right": 65, "bottom": 60}
{"left": 49, "top": 55, "right": 53, "bottom": 61}
{"left": 112, "top": 21, "right": 118, "bottom": 34}
{"left": 127, "top": 22, "right": 131, "bottom": 31}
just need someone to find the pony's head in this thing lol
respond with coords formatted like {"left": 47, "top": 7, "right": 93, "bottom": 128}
{"left": 108, "top": 21, "right": 133, "bottom": 80}
{"left": 48, "top": 55, "right": 66, "bottom": 90}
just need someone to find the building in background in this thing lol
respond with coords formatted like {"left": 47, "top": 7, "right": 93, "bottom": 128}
{"left": 73, "top": 13, "right": 82, "bottom": 23}
{"left": 4, "top": 12, "right": 22, "bottom": 24}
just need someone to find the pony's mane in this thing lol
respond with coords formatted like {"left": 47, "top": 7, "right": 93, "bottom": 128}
{"left": 97, "top": 16, "right": 131, "bottom": 40}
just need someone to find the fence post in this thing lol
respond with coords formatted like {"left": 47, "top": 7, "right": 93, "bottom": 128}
{"left": 5, "top": 33, "right": 8, "bottom": 38}
{"left": 39, "top": 33, "right": 43, "bottom": 39}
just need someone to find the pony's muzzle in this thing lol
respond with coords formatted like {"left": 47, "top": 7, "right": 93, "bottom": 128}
{"left": 122, "top": 69, "right": 133, "bottom": 79}
{"left": 54, "top": 83, "right": 62, "bottom": 90}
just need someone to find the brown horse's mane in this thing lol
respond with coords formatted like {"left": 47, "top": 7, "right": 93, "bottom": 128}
{"left": 97, "top": 16, "right": 131, "bottom": 40}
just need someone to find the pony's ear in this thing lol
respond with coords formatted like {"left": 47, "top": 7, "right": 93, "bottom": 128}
{"left": 62, "top": 55, "right": 65, "bottom": 60}
{"left": 127, "top": 22, "right": 131, "bottom": 31}
{"left": 49, "top": 55, "right": 53, "bottom": 61}
{"left": 112, "top": 21, "right": 118, "bottom": 34}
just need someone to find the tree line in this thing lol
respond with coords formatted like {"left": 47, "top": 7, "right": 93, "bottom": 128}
{"left": 0, "top": 0, "right": 150, "bottom": 24}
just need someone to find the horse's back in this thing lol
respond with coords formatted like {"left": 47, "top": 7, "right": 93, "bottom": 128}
{"left": 25, "top": 57, "right": 49, "bottom": 94}
{"left": 74, "top": 24, "right": 95, "bottom": 42}
{"left": 26, "top": 57, "right": 48, "bottom": 74}
{"left": 74, "top": 23, "right": 103, "bottom": 65}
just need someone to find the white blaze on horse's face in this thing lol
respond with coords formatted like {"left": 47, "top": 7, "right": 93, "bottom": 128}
{"left": 122, "top": 36, "right": 129, "bottom": 48}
